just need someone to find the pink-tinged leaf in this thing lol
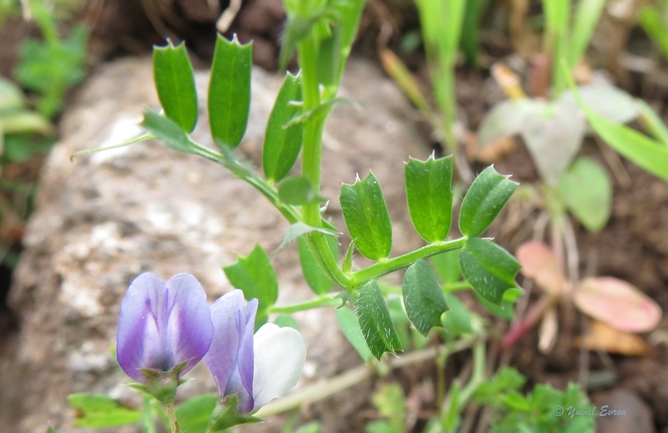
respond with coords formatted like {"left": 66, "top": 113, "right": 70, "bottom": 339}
{"left": 573, "top": 277, "right": 662, "bottom": 333}
{"left": 516, "top": 241, "right": 570, "bottom": 296}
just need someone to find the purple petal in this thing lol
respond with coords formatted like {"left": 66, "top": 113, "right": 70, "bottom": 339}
{"left": 117, "top": 273, "right": 171, "bottom": 382}
{"left": 164, "top": 273, "right": 214, "bottom": 375}
{"left": 204, "top": 290, "right": 258, "bottom": 412}
{"left": 116, "top": 273, "right": 213, "bottom": 383}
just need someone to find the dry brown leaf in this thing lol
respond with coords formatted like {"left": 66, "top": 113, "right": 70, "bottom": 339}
{"left": 576, "top": 321, "right": 651, "bottom": 356}
{"left": 467, "top": 133, "right": 517, "bottom": 164}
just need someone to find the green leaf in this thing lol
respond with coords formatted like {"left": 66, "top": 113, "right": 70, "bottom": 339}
{"left": 639, "top": 5, "right": 668, "bottom": 58}
{"left": 355, "top": 280, "right": 402, "bottom": 359}
{"left": 295, "top": 421, "right": 321, "bottom": 433}
{"left": 209, "top": 35, "right": 252, "bottom": 150}
{"left": 502, "top": 391, "right": 531, "bottom": 412}
{"left": 0, "top": 76, "right": 26, "bottom": 111}
{"left": 402, "top": 259, "right": 449, "bottom": 336}
{"left": 637, "top": 99, "right": 668, "bottom": 146}
{"left": 175, "top": 395, "right": 217, "bottom": 433}
{"left": 366, "top": 420, "right": 403, "bottom": 433}
{"left": 340, "top": 172, "right": 393, "bottom": 260}
{"left": 67, "top": 393, "right": 141, "bottom": 428}
{"left": 585, "top": 112, "right": 668, "bottom": 183}
{"left": 557, "top": 157, "right": 612, "bottom": 232}
{"left": 298, "top": 236, "right": 338, "bottom": 295}
{"left": 458, "top": 166, "right": 518, "bottom": 237}
{"left": 335, "top": 306, "right": 374, "bottom": 362}
{"left": 0, "top": 110, "right": 53, "bottom": 135}
{"left": 274, "top": 314, "right": 300, "bottom": 330}
{"left": 564, "top": 64, "right": 668, "bottom": 183}
{"left": 277, "top": 221, "right": 338, "bottom": 252}
{"left": 342, "top": 241, "right": 354, "bottom": 273}
{"left": 404, "top": 155, "right": 453, "bottom": 242}
{"left": 459, "top": 238, "right": 520, "bottom": 304}
{"left": 278, "top": 175, "right": 326, "bottom": 205}
{"left": 142, "top": 110, "right": 198, "bottom": 154}
{"left": 263, "top": 72, "right": 303, "bottom": 182}
{"left": 223, "top": 244, "right": 278, "bottom": 311}
{"left": 279, "top": 14, "right": 319, "bottom": 71}
{"left": 442, "top": 293, "right": 473, "bottom": 337}
{"left": 430, "top": 249, "right": 461, "bottom": 286}
{"left": 316, "top": 27, "right": 342, "bottom": 86}
{"left": 152, "top": 41, "right": 198, "bottom": 133}
{"left": 474, "top": 288, "right": 521, "bottom": 320}
{"left": 371, "top": 383, "right": 407, "bottom": 432}
{"left": 567, "top": 0, "right": 606, "bottom": 69}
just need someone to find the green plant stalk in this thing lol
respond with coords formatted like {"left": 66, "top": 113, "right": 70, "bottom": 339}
{"left": 188, "top": 141, "right": 302, "bottom": 225}
{"left": 349, "top": 237, "right": 467, "bottom": 287}
{"left": 143, "top": 396, "right": 157, "bottom": 433}
{"left": 267, "top": 292, "right": 343, "bottom": 314}
{"left": 296, "top": 32, "right": 353, "bottom": 289}
{"left": 457, "top": 339, "right": 486, "bottom": 404}
{"left": 255, "top": 336, "right": 480, "bottom": 418}
{"left": 544, "top": 0, "right": 571, "bottom": 97}
{"left": 164, "top": 401, "right": 180, "bottom": 433}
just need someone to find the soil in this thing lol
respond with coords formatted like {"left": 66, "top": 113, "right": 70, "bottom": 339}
{"left": 1, "top": 1, "right": 668, "bottom": 432}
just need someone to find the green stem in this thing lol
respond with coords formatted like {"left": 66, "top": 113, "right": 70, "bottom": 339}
{"left": 255, "top": 336, "right": 480, "bottom": 418}
{"left": 298, "top": 35, "right": 323, "bottom": 226}
{"left": 70, "top": 133, "right": 155, "bottom": 161}
{"left": 305, "top": 234, "right": 352, "bottom": 288}
{"left": 444, "top": 281, "right": 473, "bottom": 292}
{"left": 267, "top": 292, "right": 343, "bottom": 314}
{"left": 164, "top": 401, "right": 180, "bottom": 433}
{"left": 296, "top": 33, "right": 350, "bottom": 289}
{"left": 350, "top": 237, "right": 467, "bottom": 288}
{"left": 142, "top": 396, "right": 157, "bottom": 433}
{"left": 188, "top": 142, "right": 301, "bottom": 224}
{"left": 458, "top": 339, "right": 486, "bottom": 405}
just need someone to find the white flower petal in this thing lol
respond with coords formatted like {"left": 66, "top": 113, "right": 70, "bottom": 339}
{"left": 252, "top": 323, "right": 306, "bottom": 409}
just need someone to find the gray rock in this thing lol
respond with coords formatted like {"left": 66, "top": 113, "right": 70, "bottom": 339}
{"left": 593, "top": 389, "right": 655, "bottom": 433}
{"left": 0, "top": 55, "right": 430, "bottom": 433}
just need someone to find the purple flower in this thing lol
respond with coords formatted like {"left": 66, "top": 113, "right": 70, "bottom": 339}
{"left": 204, "top": 290, "right": 306, "bottom": 413}
{"left": 116, "top": 273, "right": 213, "bottom": 383}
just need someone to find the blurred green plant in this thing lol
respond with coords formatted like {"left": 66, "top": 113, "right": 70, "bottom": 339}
{"left": 381, "top": 0, "right": 480, "bottom": 183}
{"left": 0, "top": 0, "right": 88, "bottom": 270}
{"left": 639, "top": 0, "right": 668, "bottom": 60}
{"left": 475, "top": 368, "right": 595, "bottom": 433}
{"left": 14, "top": 2, "right": 88, "bottom": 118}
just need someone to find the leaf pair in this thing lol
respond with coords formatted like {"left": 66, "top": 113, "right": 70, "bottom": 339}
{"left": 146, "top": 36, "right": 252, "bottom": 152}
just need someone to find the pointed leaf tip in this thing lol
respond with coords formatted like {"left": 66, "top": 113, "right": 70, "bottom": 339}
{"left": 459, "top": 166, "right": 518, "bottom": 238}
{"left": 340, "top": 172, "right": 392, "bottom": 260}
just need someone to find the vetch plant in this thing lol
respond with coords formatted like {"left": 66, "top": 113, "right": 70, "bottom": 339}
{"left": 66, "top": 0, "right": 527, "bottom": 430}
